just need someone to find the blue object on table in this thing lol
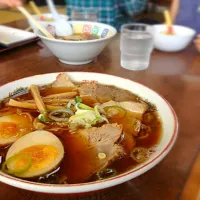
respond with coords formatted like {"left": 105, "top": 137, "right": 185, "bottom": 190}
{"left": 176, "top": 0, "right": 200, "bottom": 34}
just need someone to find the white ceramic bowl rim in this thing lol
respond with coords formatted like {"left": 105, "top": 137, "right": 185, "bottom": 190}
{"left": 0, "top": 72, "right": 178, "bottom": 194}
{"left": 36, "top": 21, "right": 117, "bottom": 44}
{"left": 153, "top": 24, "right": 196, "bottom": 37}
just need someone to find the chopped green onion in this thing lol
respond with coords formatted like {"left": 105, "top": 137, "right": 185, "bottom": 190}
{"left": 68, "top": 110, "right": 97, "bottom": 129}
{"left": 98, "top": 153, "right": 106, "bottom": 159}
{"left": 48, "top": 108, "right": 74, "bottom": 122}
{"left": 94, "top": 105, "right": 109, "bottom": 123}
{"left": 75, "top": 96, "right": 82, "bottom": 103}
{"left": 66, "top": 100, "right": 76, "bottom": 109}
{"left": 94, "top": 105, "right": 101, "bottom": 118}
{"left": 76, "top": 103, "right": 93, "bottom": 110}
{"left": 96, "top": 168, "right": 117, "bottom": 180}
{"left": 68, "top": 104, "right": 109, "bottom": 129}
{"left": 38, "top": 110, "right": 50, "bottom": 123}
{"left": 38, "top": 114, "right": 49, "bottom": 123}
{"left": 43, "top": 110, "right": 50, "bottom": 114}
{"left": 2, "top": 154, "right": 32, "bottom": 175}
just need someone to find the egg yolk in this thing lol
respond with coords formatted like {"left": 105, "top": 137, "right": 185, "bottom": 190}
{"left": 0, "top": 113, "right": 33, "bottom": 139}
{"left": 0, "top": 122, "right": 19, "bottom": 139}
{"left": 19, "top": 145, "right": 58, "bottom": 172}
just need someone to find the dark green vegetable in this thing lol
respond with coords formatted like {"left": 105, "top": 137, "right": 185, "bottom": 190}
{"left": 96, "top": 168, "right": 117, "bottom": 180}
{"left": 38, "top": 110, "right": 50, "bottom": 123}
{"left": 38, "top": 114, "right": 49, "bottom": 123}
{"left": 75, "top": 96, "right": 82, "bottom": 103}
{"left": 77, "top": 103, "right": 93, "bottom": 110}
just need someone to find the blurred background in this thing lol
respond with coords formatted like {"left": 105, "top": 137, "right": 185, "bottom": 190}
{"left": 0, "top": 0, "right": 172, "bottom": 24}
{"left": 33, "top": 0, "right": 65, "bottom": 5}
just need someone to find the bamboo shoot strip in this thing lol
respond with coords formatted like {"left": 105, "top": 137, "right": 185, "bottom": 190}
{"left": 24, "top": 98, "right": 73, "bottom": 104}
{"left": 30, "top": 85, "right": 46, "bottom": 113}
{"left": 8, "top": 99, "right": 64, "bottom": 111}
{"left": 43, "top": 92, "right": 77, "bottom": 99}
{"left": 8, "top": 99, "right": 36, "bottom": 109}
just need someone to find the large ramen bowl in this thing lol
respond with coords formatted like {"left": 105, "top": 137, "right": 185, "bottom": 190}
{"left": 0, "top": 72, "right": 178, "bottom": 194}
{"left": 36, "top": 21, "right": 117, "bottom": 65}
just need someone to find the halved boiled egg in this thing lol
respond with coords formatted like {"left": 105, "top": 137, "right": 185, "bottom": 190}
{"left": 5, "top": 130, "right": 64, "bottom": 178}
{"left": 0, "top": 113, "right": 33, "bottom": 146}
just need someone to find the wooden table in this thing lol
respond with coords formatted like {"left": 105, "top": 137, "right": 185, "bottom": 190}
{"left": 0, "top": 20, "right": 200, "bottom": 200}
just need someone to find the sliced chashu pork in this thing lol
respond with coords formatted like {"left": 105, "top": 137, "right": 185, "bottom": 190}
{"left": 79, "top": 83, "right": 140, "bottom": 103}
{"left": 100, "top": 100, "right": 148, "bottom": 120}
{"left": 52, "top": 73, "right": 75, "bottom": 88}
{"left": 78, "top": 123, "right": 124, "bottom": 169}
{"left": 64, "top": 123, "right": 124, "bottom": 183}
{"left": 99, "top": 100, "right": 147, "bottom": 136}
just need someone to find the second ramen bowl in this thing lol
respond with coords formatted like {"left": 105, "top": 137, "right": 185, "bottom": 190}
{"left": 36, "top": 21, "right": 117, "bottom": 65}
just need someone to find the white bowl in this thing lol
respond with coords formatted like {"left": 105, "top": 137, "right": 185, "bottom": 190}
{"left": 28, "top": 13, "right": 69, "bottom": 31}
{"left": 35, "top": 21, "right": 117, "bottom": 65}
{"left": 153, "top": 25, "right": 196, "bottom": 52}
{"left": 0, "top": 72, "right": 178, "bottom": 194}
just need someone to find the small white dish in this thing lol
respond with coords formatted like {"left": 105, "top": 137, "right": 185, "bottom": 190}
{"left": 0, "top": 25, "right": 37, "bottom": 47}
{"left": 153, "top": 25, "right": 196, "bottom": 52}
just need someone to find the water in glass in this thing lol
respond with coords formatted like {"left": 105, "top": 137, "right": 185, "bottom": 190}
{"left": 120, "top": 24, "right": 154, "bottom": 70}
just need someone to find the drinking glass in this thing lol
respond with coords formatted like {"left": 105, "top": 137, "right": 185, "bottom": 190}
{"left": 71, "top": 9, "right": 98, "bottom": 22}
{"left": 120, "top": 24, "right": 154, "bottom": 70}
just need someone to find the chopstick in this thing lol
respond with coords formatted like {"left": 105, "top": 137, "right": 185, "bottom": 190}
{"left": 164, "top": 10, "right": 174, "bottom": 34}
{"left": 17, "top": 6, "right": 55, "bottom": 39}
{"left": 29, "top": 1, "right": 42, "bottom": 17}
{"left": 25, "top": 26, "right": 33, "bottom": 32}
{"left": 164, "top": 10, "right": 172, "bottom": 26}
